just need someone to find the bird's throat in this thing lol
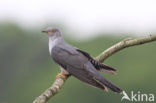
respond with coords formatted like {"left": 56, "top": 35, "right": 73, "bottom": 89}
{"left": 49, "top": 37, "right": 63, "bottom": 55}
{"left": 49, "top": 38, "right": 57, "bottom": 55}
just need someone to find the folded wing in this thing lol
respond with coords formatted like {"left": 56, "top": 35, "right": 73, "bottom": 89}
{"left": 77, "top": 49, "right": 117, "bottom": 74}
{"left": 51, "top": 46, "right": 122, "bottom": 93}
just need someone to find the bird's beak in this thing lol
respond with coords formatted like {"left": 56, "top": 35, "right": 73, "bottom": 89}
{"left": 42, "top": 30, "right": 47, "bottom": 33}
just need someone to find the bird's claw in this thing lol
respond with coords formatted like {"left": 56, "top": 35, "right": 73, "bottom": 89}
{"left": 56, "top": 73, "right": 67, "bottom": 80}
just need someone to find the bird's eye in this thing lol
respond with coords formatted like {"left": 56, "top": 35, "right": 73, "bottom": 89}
{"left": 51, "top": 29, "right": 56, "bottom": 33}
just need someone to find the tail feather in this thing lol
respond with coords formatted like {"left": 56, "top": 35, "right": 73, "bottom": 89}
{"left": 98, "top": 63, "right": 117, "bottom": 71}
{"left": 94, "top": 76, "right": 122, "bottom": 93}
{"left": 84, "top": 61, "right": 122, "bottom": 93}
{"left": 96, "top": 78, "right": 122, "bottom": 93}
{"left": 99, "top": 69, "right": 117, "bottom": 74}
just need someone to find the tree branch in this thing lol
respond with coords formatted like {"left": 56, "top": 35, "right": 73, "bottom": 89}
{"left": 33, "top": 35, "right": 156, "bottom": 103}
{"left": 96, "top": 35, "right": 156, "bottom": 62}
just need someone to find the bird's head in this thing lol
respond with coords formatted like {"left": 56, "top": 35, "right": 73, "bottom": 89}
{"left": 42, "top": 27, "right": 61, "bottom": 37}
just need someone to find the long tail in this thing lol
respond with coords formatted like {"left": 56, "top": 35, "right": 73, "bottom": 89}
{"left": 94, "top": 75, "right": 122, "bottom": 93}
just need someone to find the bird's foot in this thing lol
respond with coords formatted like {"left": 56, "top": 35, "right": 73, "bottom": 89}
{"left": 56, "top": 73, "right": 67, "bottom": 80}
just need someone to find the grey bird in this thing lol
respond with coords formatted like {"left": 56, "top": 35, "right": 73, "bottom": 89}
{"left": 42, "top": 27, "right": 122, "bottom": 93}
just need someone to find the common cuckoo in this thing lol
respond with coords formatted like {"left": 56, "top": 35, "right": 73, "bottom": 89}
{"left": 42, "top": 27, "right": 122, "bottom": 93}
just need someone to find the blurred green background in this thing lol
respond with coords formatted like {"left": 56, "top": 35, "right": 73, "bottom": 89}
{"left": 0, "top": 23, "right": 156, "bottom": 103}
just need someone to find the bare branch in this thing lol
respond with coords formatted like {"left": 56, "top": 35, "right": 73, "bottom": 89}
{"left": 33, "top": 76, "right": 68, "bottom": 103}
{"left": 96, "top": 35, "right": 156, "bottom": 62}
{"left": 33, "top": 35, "right": 156, "bottom": 103}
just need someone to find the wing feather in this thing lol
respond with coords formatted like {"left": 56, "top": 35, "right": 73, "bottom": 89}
{"left": 77, "top": 49, "right": 117, "bottom": 74}
{"left": 51, "top": 46, "right": 122, "bottom": 93}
